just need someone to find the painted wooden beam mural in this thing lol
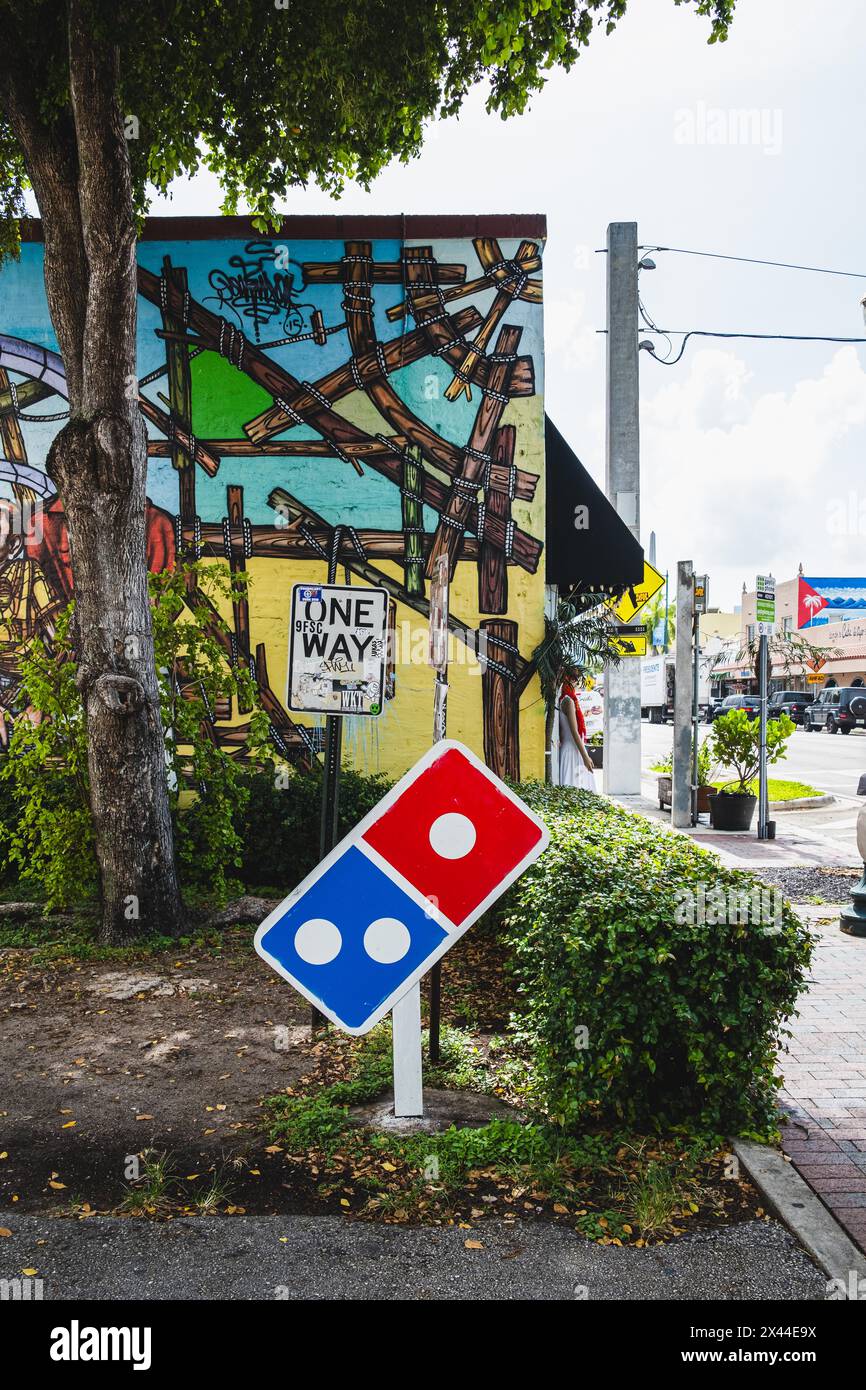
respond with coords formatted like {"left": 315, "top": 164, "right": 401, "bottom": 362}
{"left": 0, "top": 223, "right": 546, "bottom": 779}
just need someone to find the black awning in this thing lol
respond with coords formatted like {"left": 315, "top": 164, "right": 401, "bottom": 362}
{"left": 545, "top": 415, "right": 644, "bottom": 591}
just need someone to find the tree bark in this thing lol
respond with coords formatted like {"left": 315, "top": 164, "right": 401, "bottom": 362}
{"left": 2, "top": 5, "right": 184, "bottom": 941}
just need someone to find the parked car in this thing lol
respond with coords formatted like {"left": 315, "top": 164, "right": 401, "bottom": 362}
{"left": 804, "top": 686, "right": 866, "bottom": 734}
{"left": 767, "top": 690, "right": 814, "bottom": 726}
{"left": 711, "top": 694, "right": 761, "bottom": 722}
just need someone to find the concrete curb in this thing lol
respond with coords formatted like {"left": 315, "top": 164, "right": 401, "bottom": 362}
{"left": 771, "top": 794, "right": 834, "bottom": 811}
{"left": 733, "top": 1139, "right": 866, "bottom": 1298}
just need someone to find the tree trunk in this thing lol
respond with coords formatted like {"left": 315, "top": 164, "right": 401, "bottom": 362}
{"left": 2, "top": 4, "right": 184, "bottom": 941}
{"left": 544, "top": 700, "right": 556, "bottom": 785}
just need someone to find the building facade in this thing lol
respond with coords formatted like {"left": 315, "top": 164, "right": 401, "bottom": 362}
{"left": 0, "top": 217, "right": 549, "bottom": 779}
{"left": 739, "top": 573, "right": 866, "bottom": 689}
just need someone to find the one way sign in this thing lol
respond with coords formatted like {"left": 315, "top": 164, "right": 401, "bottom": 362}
{"left": 288, "top": 582, "right": 388, "bottom": 717}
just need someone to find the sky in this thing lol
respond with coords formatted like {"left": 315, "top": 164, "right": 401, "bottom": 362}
{"left": 150, "top": 0, "right": 866, "bottom": 611}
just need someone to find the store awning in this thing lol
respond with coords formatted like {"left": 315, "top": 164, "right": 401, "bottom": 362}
{"left": 545, "top": 415, "right": 644, "bottom": 592}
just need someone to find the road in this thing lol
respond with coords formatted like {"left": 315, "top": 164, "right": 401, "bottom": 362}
{"left": 0, "top": 1212, "right": 826, "bottom": 1301}
{"left": 640, "top": 720, "right": 866, "bottom": 862}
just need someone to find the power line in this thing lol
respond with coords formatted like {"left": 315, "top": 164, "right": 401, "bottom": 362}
{"left": 639, "top": 329, "right": 866, "bottom": 366}
{"left": 638, "top": 245, "right": 866, "bottom": 280}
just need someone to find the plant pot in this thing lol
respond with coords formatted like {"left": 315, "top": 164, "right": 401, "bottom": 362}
{"left": 657, "top": 777, "right": 713, "bottom": 814}
{"left": 708, "top": 790, "right": 757, "bottom": 831}
{"left": 588, "top": 744, "right": 603, "bottom": 769}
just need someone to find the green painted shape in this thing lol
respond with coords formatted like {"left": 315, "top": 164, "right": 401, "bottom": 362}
{"left": 190, "top": 351, "right": 276, "bottom": 437}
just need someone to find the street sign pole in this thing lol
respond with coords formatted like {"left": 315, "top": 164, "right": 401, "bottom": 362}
{"left": 426, "top": 555, "right": 450, "bottom": 1069}
{"left": 392, "top": 973, "right": 424, "bottom": 1118}
{"left": 312, "top": 546, "right": 345, "bottom": 1033}
{"left": 287, "top": 565, "right": 390, "bottom": 1033}
{"left": 758, "top": 633, "right": 769, "bottom": 840}
{"left": 755, "top": 575, "right": 775, "bottom": 841}
{"left": 691, "top": 576, "right": 708, "bottom": 825}
{"left": 691, "top": 607, "right": 700, "bottom": 826}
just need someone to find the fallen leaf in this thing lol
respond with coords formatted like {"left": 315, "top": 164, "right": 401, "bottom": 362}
{"left": 135, "top": 1115, "right": 153, "bottom": 1122}
{"left": 21, "top": 1268, "right": 37, "bottom": 1276}
{"left": 61, "top": 1121, "right": 76, "bottom": 1129}
{"left": 48, "top": 1181, "right": 66, "bottom": 1190}
{"left": 0, "top": 1228, "right": 11, "bottom": 1238}
{"left": 464, "top": 1240, "right": 483, "bottom": 1250}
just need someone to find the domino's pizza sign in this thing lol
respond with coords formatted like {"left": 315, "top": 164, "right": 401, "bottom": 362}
{"left": 254, "top": 741, "right": 549, "bottom": 1034}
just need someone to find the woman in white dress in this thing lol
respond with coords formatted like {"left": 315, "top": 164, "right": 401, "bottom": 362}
{"left": 558, "top": 669, "right": 597, "bottom": 791}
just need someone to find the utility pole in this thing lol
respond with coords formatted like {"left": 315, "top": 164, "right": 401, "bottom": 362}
{"left": 672, "top": 561, "right": 694, "bottom": 828}
{"left": 603, "top": 222, "right": 641, "bottom": 796}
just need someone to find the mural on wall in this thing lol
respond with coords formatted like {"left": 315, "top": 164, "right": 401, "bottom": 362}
{"left": 0, "top": 227, "right": 546, "bottom": 778}
{"left": 798, "top": 577, "right": 866, "bottom": 629}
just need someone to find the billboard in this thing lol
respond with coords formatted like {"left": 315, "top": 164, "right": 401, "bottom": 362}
{"left": 799, "top": 577, "right": 866, "bottom": 628}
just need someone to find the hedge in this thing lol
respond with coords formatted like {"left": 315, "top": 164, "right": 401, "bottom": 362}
{"left": 501, "top": 785, "right": 813, "bottom": 1136}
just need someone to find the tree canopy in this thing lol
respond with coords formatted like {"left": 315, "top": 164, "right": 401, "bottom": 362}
{"left": 0, "top": 0, "right": 734, "bottom": 254}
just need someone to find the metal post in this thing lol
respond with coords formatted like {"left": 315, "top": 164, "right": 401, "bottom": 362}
{"left": 603, "top": 222, "right": 641, "bottom": 795}
{"left": 758, "top": 633, "right": 769, "bottom": 839}
{"left": 428, "top": 659, "right": 448, "bottom": 1065}
{"left": 663, "top": 570, "right": 669, "bottom": 651}
{"left": 312, "top": 537, "right": 344, "bottom": 1032}
{"left": 691, "top": 605, "right": 701, "bottom": 825}
{"left": 672, "top": 562, "right": 694, "bottom": 828}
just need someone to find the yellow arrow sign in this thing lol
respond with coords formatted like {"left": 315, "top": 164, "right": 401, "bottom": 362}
{"left": 611, "top": 634, "right": 648, "bottom": 658}
{"left": 608, "top": 561, "right": 665, "bottom": 625}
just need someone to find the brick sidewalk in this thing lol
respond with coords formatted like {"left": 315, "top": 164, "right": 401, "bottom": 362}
{"left": 780, "top": 910, "right": 866, "bottom": 1253}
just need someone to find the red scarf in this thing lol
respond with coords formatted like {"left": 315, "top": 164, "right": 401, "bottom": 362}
{"left": 560, "top": 681, "right": 587, "bottom": 739}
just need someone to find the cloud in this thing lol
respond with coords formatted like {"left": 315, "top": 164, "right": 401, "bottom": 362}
{"left": 642, "top": 346, "right": 866, "bottom": 604}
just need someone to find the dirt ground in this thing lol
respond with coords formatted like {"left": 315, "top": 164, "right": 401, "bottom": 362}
{"left": 0, "top": 920, "right": 513, "bottom": 1218}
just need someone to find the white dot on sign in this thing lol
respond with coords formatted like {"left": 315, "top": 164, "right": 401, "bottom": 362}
{"left": 428, "top": 812, "right": 476, "bottom": 860}
{"left": 294, "top": 918, "right": 342, "bottom": 965}
{"left": 364, "top": 917, "right": 411, "bottom": 964}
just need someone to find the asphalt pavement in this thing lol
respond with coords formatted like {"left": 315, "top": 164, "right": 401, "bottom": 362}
{"left": 0, "top": 1213, "right": 828, "bottom": 1301}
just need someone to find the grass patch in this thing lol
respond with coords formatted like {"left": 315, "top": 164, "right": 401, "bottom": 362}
{"left": 711, "top": 779, "right": 820, "bottom": 801}
{"left": 263, "top": 1028, "right": 751, "bottom": 1245}
{"left": 119, "top": 1148, "right": 237, "bottom": 1219}
{"left": 649, "top": 766, "right": 820, "bottom": 801}
{"left": 0, "top": 913, "right": 253, "bottom": 965}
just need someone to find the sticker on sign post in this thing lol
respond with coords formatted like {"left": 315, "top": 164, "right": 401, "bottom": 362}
{"left": 288, "top": 582, "right": 389, "bottom": 717}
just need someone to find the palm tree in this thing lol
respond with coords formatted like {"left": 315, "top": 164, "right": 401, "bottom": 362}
{"left": 644, "top": 591, "right": 675, "bottom": 651}
{"left": 530, "top": 591, "right": 623, "bottom": 783}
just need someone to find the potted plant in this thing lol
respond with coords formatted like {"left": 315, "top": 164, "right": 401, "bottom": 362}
{"left": 586, "top": 729, "right": 604, "bottom": 769}
{"left": 655, "top": 739, "right": 717, "bottom": 814}
{"left": 707, "top": 708, "right": 794, "bottom": 830}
